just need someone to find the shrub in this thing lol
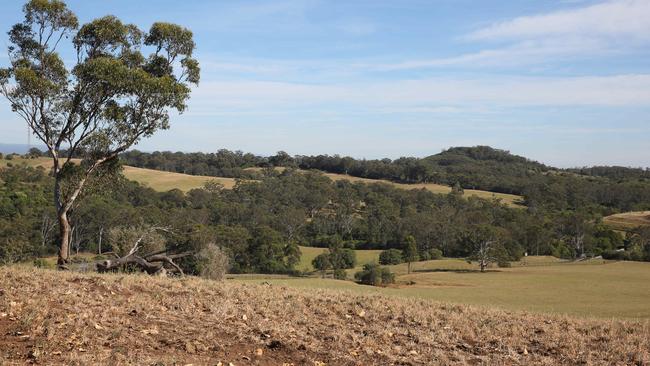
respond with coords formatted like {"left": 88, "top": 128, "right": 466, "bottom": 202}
{"left": 379, "top": 249, "right": 403, "bottom": 265}
{"left": 354, "top": 263, "right": 395, "bottom": 286}
{"left": 602, "top": 250, "right": 630, "bottom": 261}
{"left": 497, "top": 260, "right": 511, "bottom": 268}
{"left": 33, "top": 258, "right": 53, "bottom": 269}
{"left": 428, "top": 248, "right": 443, "bottom": 260}
{"left": 196, "top": 243, "right": 230, "bottom": 280}
{"left": 330, "top": 248, "right": 356, "bottom": 269}
{"left": 333, "top": 268, "right": 347, "bottom": 280}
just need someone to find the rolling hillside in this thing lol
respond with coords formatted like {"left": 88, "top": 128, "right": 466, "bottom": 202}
{"left": 0, "top": 157, "right": 522, "bottom": 205}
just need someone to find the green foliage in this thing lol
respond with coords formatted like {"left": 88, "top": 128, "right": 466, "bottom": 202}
{"left": 402, "top": 235, "right": 419, "bottom": 262}
{"left": 33, "top": 258, "right": 53, "bottom": 268}
{"left": 354, "top": 263, "right": 395, "bottom": 286}
{"left": 333, "top": 268, "right": 347, "bottom": 280}
{"left": 312, "top": 253, "right": 332, "bottom": 276}
{"left": 379, "top": 248, "right": 403, "bottom": 265}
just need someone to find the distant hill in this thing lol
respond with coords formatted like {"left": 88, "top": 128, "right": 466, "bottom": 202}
{"left": 420, "top": 146, "right": 550, "bottom": 194}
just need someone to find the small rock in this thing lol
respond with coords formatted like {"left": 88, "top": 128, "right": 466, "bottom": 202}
{"left": 28, "top": 349, "right": 39, "bottom": 359}
{"left": 242, "top": 314, "right": 247, "bottom": 321}
{"left": 357, "top": 310, "right": 366, "bottom": 317}
{"left": 268, "top": 340, "right": 283, "bottom": 349}
{"left": 94, "top": 323, "right": 103, "bottom": 330}
{"left": 409, "top": 350, "right": 418, "bottom": 355}
{"left": 255, "top": 348, "right": 264, "bottom": 356}
{"left": 523, "top": 347, "right": 528, "bottom": 355}
{"left": 242, "top": 356, "right": 251, "bottom": 361}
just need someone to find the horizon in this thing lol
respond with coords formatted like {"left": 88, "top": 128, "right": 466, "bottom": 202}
{"left": 1, "top": 0, "right": 649, "bottom": 168}
{"left": 1, "top": 141, "right": 649, "bottom": 170}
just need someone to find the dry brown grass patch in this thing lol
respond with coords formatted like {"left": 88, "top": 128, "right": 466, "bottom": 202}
{"left": 1, "top": 266, "right": 648, "bottom": 365}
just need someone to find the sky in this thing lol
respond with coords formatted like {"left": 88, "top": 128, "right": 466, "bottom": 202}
{"left": 0, "top": 0, "right": 649, "bottom": 168}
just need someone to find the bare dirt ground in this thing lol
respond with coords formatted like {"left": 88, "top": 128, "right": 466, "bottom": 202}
{"left": 1, "top": 266, "right": 649, "bottom": 365}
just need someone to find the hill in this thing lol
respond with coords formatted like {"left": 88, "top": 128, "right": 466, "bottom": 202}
{"left": 1, "top": 266, "right": 648, "bottom": 365}
{"left": 0, "top": 157, "right": 521, "bottom": 205}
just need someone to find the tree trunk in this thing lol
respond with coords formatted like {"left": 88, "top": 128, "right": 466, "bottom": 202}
{"left": 480, "top": 260, "right": 486, "bottom": 272}
{"left": 57, "top": 211, "right": 71, "bottom": 266}
{"left": 98, "top": 227, "right": 103, "bottom": 255}
{"left": 408, "top": 261, "right": 412, "bottom": 274}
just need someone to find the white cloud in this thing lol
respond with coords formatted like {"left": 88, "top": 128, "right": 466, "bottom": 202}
{"left": 467, "top": 0, "right": 650, "bottom": 41}
{"left": 370, "top": 37, "right": 607, "bottom": 70}
{"left": 186, "top": 74, "right": 650, "bottom": 116}
{"left": 372, "top": 1, "right": 650, "bottom": 72}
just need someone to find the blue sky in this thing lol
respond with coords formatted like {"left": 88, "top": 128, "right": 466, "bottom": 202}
{"left": 1, "top": 0, "right": 649, "bottom": 167}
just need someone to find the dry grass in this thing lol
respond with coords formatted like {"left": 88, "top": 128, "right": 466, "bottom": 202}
{"left": 1, "top": 266, "right": 648, "bottom": 365}
{"left": 603, "top": 211, "right": 650, "bottom": 231}
{"left": 121, "top": 166, "right": 236, "bottom": 192}
{"left": 0, "top": 157, "right": 235, "bottom": 192}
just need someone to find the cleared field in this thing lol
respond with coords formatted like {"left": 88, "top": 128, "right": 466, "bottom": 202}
{"left": 1, "top": 266, "right": 648, "bottom": 365}
{"left": 0, "top": 157, "right": 235, "bottom": 192}
{"left": 604, "top": 211, "right": 650, "bottom": 231}
{"left": 321, "top": 172, "right": 523, "bottom": 207}
{"left": 121, "top": 166, "right": 236, "bottom": 192}
{"left": 240, "top": 260, "right": 650, "bottom": 319}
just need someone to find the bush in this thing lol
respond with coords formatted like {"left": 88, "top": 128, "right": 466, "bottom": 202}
{"left": 33, "top": 258, "right": 53, "bottom": 269}
{"left": 497, "top": 260, "right": 511, "bottom": 268}
{"left": 330, "top": 248, "right": 356, "bottom": 269}
{"left": 354, "top": 263, "right": 395, "bottom": 286}
{"left": 428, "top": 248, "right": 443, "bottom": 260}
{"left": 379, "top": 249, "right": 403, "bottom": 265}
{"left": 196, "top": 243, "right": 230, "bottom": 280}
{"left": 602, "top": 250, "right": 630, "bottom": 261}
{"left": 333, "top": 268, "right": 347, "bottom": 280}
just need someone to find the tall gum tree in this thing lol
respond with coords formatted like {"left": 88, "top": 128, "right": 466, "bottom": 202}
{"left": 0, "top": 0, "right": 200, "bottom": 266}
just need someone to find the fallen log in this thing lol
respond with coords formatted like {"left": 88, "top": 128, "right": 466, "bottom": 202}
{"left": 95, "top": 228, "right": 192, "bottom": 275}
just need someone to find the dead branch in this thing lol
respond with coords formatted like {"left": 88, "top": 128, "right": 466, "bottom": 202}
{"left": 95, "top": 227, "right": 190, "bottom": 276}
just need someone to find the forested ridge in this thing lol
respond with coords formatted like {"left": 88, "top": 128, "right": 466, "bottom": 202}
{"left": 3, "top": 147, "right": 650, "bottom": 271}
{"left": 119, "top": 146, "right": 650, "bottom": 213}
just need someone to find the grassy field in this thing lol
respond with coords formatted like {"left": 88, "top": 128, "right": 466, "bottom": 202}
{"left": 0, "top": 157, "right": 234, "bottom": 192}
{"left": 603, "top": 211, "right": 650, "bottom": 231}
{"left": 121, "top": 166, "right": 236, "bottom": 191}
{"left": 1, "top": 266, "right": 648, "bottom": 365}
{"left": 239, "top": 259, "right": 650, "bottom": 319}
{"left": 320, "top": 171, "right": 523, "bottom": 207}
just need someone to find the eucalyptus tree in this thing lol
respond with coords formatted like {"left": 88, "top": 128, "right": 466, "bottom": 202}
{"left": 0, "top": 0, "right": 200, "bottom": 266}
